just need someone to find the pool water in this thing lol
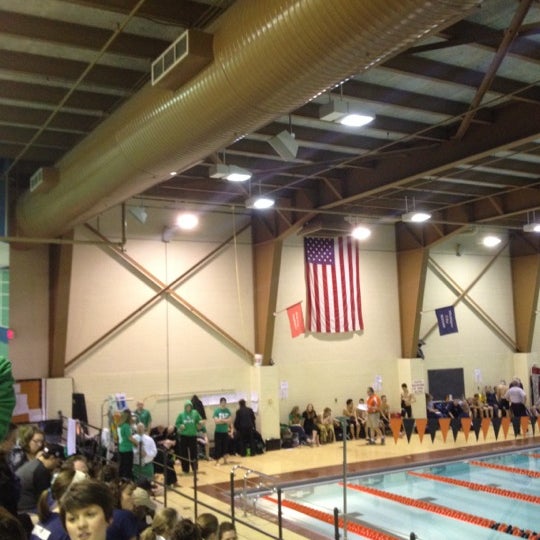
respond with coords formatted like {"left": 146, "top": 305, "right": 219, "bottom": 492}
{"left": 256, "top": 446, "right": 540, "bottom": 539}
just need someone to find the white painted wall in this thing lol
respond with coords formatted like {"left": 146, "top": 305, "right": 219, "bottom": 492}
{"left": 8, "top": 202, "right": 540, "bottom": 434}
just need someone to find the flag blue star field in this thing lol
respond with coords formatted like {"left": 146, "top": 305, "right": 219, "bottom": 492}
{"left": 304, "top": 236, "right": 363, "bottom": 333}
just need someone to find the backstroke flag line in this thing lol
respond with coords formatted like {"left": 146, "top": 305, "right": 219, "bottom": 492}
{"left": 286, "top": 302, "right": 305, "bottom": 338}
{"left": 304, "top": 236, "right": 363, "bottom": 333}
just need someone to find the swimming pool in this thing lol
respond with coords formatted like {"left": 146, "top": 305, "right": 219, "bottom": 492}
{"left": 256, "top": 446, "right": 540, "bottom": 539}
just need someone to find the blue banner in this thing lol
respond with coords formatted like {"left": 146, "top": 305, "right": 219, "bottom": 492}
{"left": 435, "top": 306, "right": 458, "bottom": 335}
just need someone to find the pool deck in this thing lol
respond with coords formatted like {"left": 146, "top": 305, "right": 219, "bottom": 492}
{"left": 159, "top": 430, "right": 540, "bottom": 539}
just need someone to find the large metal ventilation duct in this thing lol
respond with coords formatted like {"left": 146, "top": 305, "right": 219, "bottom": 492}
{"left": 16, "top": 0, "right": 482, "bottom": 239}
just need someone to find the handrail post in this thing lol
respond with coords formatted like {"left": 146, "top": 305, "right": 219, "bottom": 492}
{"left": 193, "top": 456, "right": 198, "bottom": 519}
{"left": 277, "top": 487, "right": 283, "bottom": 540}
{"left": 334, "top": 507, "right": 340, "bottom": 539}
{"left": 162, "top": 448, "right": 168, "bottom": 507}
{"left": 229, "top": 470, "right": 236, "bottom": 525}
{"left": 336, "top": 416, "right": 348, "bottom": 539}
{"left": 243, "top": 470, "right": 251, "bottom": 516}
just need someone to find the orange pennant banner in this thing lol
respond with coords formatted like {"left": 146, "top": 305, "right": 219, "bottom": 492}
{"left": 481, "top": 417, "right": 491, "bottom": 440}
{"left": 461, "top": 417, "right": 472, "bottom": 441}
{"left": 439, "top": 418, "right": 451, "bottom": 442}
{"left": 390, "top": 417, "right": 402, "bottom": 443}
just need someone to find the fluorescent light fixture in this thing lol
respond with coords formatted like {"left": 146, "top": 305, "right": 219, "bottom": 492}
{"left": 523, "top": 223, "right": 540, "bottom": 233}
{"left": 209, "top": 164, "right": 252, "bottom": 182}
{"left": 226, "top": 165, "right": 251, "bottom": 182}
{"left": 129, "top": 206, "right": 148, "bottom": 224}
{"left": 351, "top": 225, "right": 371, "bottom": 240}
{"left": 401, "top": 211, "right": 431, "bottom": 223}
{"left": 482, "top": 235, "right": 501, "bottom": 247}
{"left": 340, "top": 113, "right": 375, "bottom": 127}
{"left": 245, "top": 195, "right": 275, "bottom": 209}
{"left": 268, "top": 130, "right": 298, "bottom": 161}
{"left": 176, "top": 212, "right": 199, "bottom": 230}
{"left": 319, "top": 100, "right": 374, "bottom": 127}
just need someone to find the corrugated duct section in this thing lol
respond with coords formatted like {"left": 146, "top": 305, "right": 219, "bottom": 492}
{"left": 16, "top": 0, "right": 482, "bottom": 239}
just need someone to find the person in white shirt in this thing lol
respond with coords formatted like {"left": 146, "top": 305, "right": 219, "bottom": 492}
{"left": 504, "top": 382, "right": 527, "bottom": 418}
{"left": 133, "top": 423, "right": 157, "bottom": 482}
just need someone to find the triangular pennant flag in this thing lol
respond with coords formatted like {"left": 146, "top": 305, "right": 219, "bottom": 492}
{"left": 390, "top": 417, "right": 402, "bottom": 443}
{"left": 403, "top": 418, "right": 416, "bottom": 442}
{"left": 511, "top": 416, "right": 521, "bottom": 437}
{"left": 501, "top": 416, "right": 511, "bottom": 439}
{"left": 428, "top": 418, "right": 439, "bottom": 442}
{"left": 450, "top": 418, "right": 461, "bottom": 441}
{"left": 439, "top": 418, "right": 451, "bottom": 442}
{"left": 491, "top": 416, "right": 501, "bottom": 440}
{"left": 460, "top": 417, "right": 472, "bottom": 441}
{"left": 414, "top": 418, "right": 427, "bottom": 443}
{"left": 520, "top": 416, "right": 530, "bottom": 437}
{"left": 472, "top": 417, "right": 482, "bottom": 440}
{"left": 481, "top": 417, "right": 491, "bottom": 440}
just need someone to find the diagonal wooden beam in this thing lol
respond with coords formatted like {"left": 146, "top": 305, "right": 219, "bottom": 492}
{"left": 422, "top": 242, "right": 516, "bottom": 350}
{"left": 453, "top": 0, "right": 534, "bottom": 140}
{"left": 65, "top": 223, "right": 253, "bottom": 368}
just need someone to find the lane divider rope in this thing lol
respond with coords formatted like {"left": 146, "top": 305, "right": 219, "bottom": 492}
{"left": 263, "top": 495, "right": 399, "bottom": 539}
{"left": 341, "top": 482, "right": 539, "bottom": 539}
{"left": 469, "top": 460, "right": 540, "bottom": 478}
{"left": 407, "top": 471, "right": 540, "bottom": 504}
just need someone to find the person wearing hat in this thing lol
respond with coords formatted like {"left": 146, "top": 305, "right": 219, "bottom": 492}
{"left": 132, "top": 486, "right": 156, "bottom": 536}
{"left": 175, "top": 401, "right": 202, "bottom": 474}
{"left": 16, "top": 443, "right": 64, "bottom": 512}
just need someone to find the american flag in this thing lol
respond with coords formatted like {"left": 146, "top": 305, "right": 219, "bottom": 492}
{"left": 304, "top": 236, "right": 363, "bottom": 333}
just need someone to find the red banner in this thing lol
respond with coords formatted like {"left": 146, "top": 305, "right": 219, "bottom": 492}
{"left": 286, "top": 302, "right": 305, "bottom": 338}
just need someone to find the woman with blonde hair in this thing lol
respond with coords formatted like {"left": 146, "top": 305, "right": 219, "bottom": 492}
{"left": 319, "top": 407, "right": 336, "bottom": 443}
{"left": 140, "top": 507, "right": 179, "bottom": 540}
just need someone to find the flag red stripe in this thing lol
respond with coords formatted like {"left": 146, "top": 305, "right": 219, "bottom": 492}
{"left": 304, "top": 236, "right": 363, "bottom": 333}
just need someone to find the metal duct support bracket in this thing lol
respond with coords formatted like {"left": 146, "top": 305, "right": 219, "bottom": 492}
{"left": 151, "top": 29, "right": 214, "bottom": 91}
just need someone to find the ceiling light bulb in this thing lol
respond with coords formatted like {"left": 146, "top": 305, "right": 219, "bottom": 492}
{"left": 351, "top": 225, "right": 371, "bottom": 240}
{"left": 246, "top": 196, "right": 275, "bottom": 209}
{"left": 339, "top": 114, "right": 374, "bottom": 127}
{"left": 226, "top": 165, "right": 251, "bottom": 182}
{"left": 523, "top": 223, "right": 540, "bottom": 233}
{"left": 402, "top": 211, "right": 431, "bottom": 223}
{"left": 482, "top": 235, "right": 501, "bottom": 247}
{"left": 176, "top": 212, "right": 199, "bottom": 230}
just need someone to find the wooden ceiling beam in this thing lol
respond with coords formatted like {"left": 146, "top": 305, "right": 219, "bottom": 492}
{"left": 0, "top": 50, "right": 145, "bottom": 90}
{"left": 0, "top": 9, "right": 169, "bottom": 58}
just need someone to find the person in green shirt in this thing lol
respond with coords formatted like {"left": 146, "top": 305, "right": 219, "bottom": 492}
{"left": 175, "top": 400, "right": 202, "bottom": 474}
{"left": 117, "top": 409, "right": 137, "bottom": 479}
{"left": 134, "top": 401, "right": 152, "bottom": 431}
{"left": 212, "top": 398, "right": 232, "bottom": 465}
